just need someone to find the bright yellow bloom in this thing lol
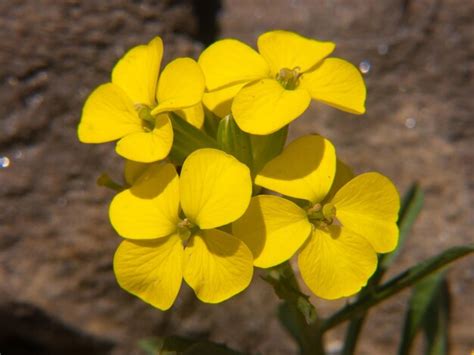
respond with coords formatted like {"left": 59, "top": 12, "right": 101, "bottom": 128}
{"left": 78, "top": 37, "right": 205, "bottom": 162}
{"left": 233, "top": 135, "right": 399, "bottom": 299}
{"left": 110, "top": 148, "right": 254, "bottom": 310}
{"left": 199, "top": 30, "right": 366, "bottom": 134}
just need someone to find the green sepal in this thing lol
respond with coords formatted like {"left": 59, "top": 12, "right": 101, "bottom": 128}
{"left": 202, "top": 106, "right": 220, "bottom": 139}
{"left": 250, "top": 125, "right": 288, "bottom": 174}
{"left": 168, "top": 112, "right": 219, "bottom": 165}
{"left": 217, "top": 114, "right": 253, "bottom": 170}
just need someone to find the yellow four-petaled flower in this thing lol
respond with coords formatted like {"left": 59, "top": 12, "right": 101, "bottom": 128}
{"left": 233, "top": 135, "right": 400, "bottom": 299}
{"left": 199, "top": 30, "right": 366, "bottom": 134}
{"left": 78, "top": 37, "right": 205, "bottom": 162}
{"left": 109, "top": 148, "right": 254, "bottom": 310}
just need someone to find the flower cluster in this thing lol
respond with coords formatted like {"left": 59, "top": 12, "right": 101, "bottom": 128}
{"left": 78, "top": 30, "right": 399, "bottom": 310}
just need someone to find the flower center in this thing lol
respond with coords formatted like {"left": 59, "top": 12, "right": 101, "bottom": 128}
{"left": 276, "top": 67, "right": 301, "bottom": 90}
{"left": 136, "top": 105, "right": 155, "bottom": 132}
{"left": 307, "top": 203, "right": 336, "bottom": 226}
{"left": 177, "top": 218, "right": 198, "bottom": 246}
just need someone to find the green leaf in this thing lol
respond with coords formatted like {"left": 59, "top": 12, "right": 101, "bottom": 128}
{"left": 250, "top": 126, "right": 288, "bottom": 174}
{"left": 139, "top": 336, "right": 193, "bottom": 355}
{"left": 138, "top": 336, "right": 246, "bottom": 355}
{"left": 139, "top": 337, "right": 164, "bottom": 355}
{"left": 398, "top": 273, "right": 447, "bottom": 354}
{"left": 217, "top": 114, "right": 253, "bottom": 170}
{"left": 184, "top": 341, "right": 246, "bottom": 355}
{"left": 381, "top": 183, "right": 424, "bottom": 269}
{"left": 423, "top": 277, "right": 450, "bottom": 355}
{"left": 322, "top": 245, "right": 473, "bottom": 332}
{"left": 168, "top": 112, "right": 219, "bottom": 165}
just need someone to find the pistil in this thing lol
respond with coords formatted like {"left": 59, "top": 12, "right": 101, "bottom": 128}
{"left": 136, "top": 105, "right": 155, "bottom": 131}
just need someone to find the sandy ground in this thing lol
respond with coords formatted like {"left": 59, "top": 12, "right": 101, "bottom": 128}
{"left": 0, "top": 0, "right": 472, "bottom": 354}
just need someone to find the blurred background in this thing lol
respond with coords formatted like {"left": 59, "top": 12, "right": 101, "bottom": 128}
{"left": 0, "top": 0, "right": 472, "bottom": 354}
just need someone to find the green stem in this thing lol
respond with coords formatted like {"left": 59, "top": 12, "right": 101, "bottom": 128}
{"left": 341, "top": 315, "right": 365, "bottom": 355}
{"left": 321, "top": 245, "right": 473, "bottom": 332}
{"left": 264, "top": 262, "right": 325, "bottom": 355}
{"left": 341, "top": 268, "right": 383, "bottom": 355}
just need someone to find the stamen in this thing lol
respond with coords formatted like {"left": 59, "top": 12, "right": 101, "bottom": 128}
{"left": 307, "top": 203, "right": 336, "bottom": 226}
{"left": 276, "top": 67, "right": 301, "bottom": 90}
{"left": 177, "top": 218, "right": 198, "bottom": 246}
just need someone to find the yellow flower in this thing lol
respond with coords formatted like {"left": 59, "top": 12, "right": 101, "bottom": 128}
{"left": 233, "top": 135, "right": 399, "bottom": 299}
{"left": 199, "top": 30, "right": 366, "bottom": 134}
{"left": 78, "top": 37, "right": 205, "bottom": 162}
{"left": 109, "top": 148, "right": 254, "bottom": 310}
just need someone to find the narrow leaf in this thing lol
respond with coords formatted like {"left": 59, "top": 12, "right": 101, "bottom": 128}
{"left": 139, "top": 336, "right": 246, "bottom": 355}
{"left": 398, "top": 272, "right": 446, "bottom": 355}
{"left": 423, "top": 278, "right": 450, "bottom": 355}
{"left": 138, "top": 337, "right": 164, "bottom": 355}
{"left": 342, "top": 184, "right": 424, "bottom": 354}
{"left": 184, "top": 341, "right": 246, "bottom": 355}
{"left": 382, "top": 183, "right": 424, "bottom": 269}
{"left": 322, "top": 245, "right": 473, "bottom": 332}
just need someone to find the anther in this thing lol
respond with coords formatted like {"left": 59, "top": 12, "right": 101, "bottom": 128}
{"left": 276, "top": 67, "right": 301, "bottom": 90}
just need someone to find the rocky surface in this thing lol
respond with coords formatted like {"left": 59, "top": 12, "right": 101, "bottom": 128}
{"left": 0, "top": 0, "right": 472, "bottom": 354}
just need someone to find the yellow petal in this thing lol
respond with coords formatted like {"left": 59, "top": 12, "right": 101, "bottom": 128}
{"left": 109, "top": 163, "right": 180, "bottom": 239}
{"left": 202, "top": 83, "right": 245, "bottom": 118}
{"left": 180, "top": 149, "right": 252, "bottom": 229}
{"left": 256, "top": 135, "right": 336, "bottom": 203}
{"left": 183, "top": 229, "right": 253, "bottom": 303}
{"left": 198, "top": 39, "right": 270, "bottom": 91}
{"left": 329, "top": 172, "right": 400, "bottom": 253}
{"left": 232, "top": 195, "right": 312, "bottom": 268}
{"left": 114, "top": 235, "right": 183, "bottom": 310}
{"left": 115, "top": 114, "right": 173, "bottom": 162}
{"left": 300, "top": 58, "right": 366, "bottom": 114}
{"left": 175, "top": 103, "right": 204, "bottom": 129}
{"left": 78, "top": 83, "right": 142, "bottom": 143}
{"left": 325, "top": 159, "right": 354, "bottom": 201}
{"left": 257, "top": 30, "right": 335, "bottom": 75}
{"left": 152, "top": 58, "right": 204, "bottom": 115}
{"left": 232, "top": 79, "right": 311, "bottom": 134}
{"left": 298, "top": 226, "right": 377, "bottom": 300}
{"left": 112, "top": 37, "right": 163, "bottom": 106}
